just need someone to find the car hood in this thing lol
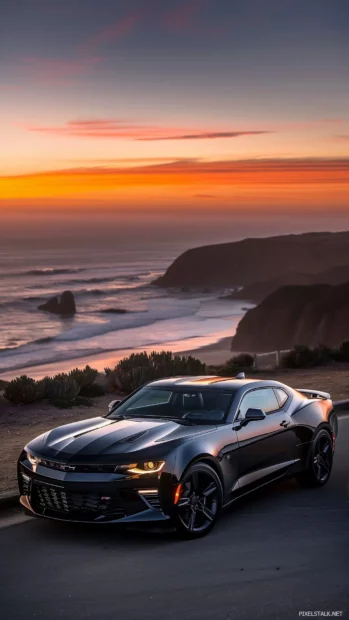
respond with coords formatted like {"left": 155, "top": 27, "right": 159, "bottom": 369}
{"left": 26, "top": 416, "right": 214, "bottom": 463}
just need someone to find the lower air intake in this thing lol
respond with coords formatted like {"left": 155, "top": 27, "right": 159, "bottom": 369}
{"left": 139, "top": 490, "right": 161, "bottom": 511}
{"left": 32, "top": 483, "right": 125, "bottom": 521}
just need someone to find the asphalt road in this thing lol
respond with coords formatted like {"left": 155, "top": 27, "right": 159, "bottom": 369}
{"left": 1, "top": 416, "right": 349, "bottom": 620}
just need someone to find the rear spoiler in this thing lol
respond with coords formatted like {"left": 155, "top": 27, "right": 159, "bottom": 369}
{"left": 296, "top": 388, "right": 331, "bottom": 401}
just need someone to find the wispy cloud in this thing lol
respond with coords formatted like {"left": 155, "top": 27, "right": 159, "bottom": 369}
{"left": 140, "top": 130, "right": 272, "bottom": 141}
{"left": 24, "top": 118, "right": 273, "bottom": 141}
{"left": 21, "top": 57, "right": 101, "bottom": 85}
{"left": 333, "top": 134, "right": 349, "bottom": 141}
{"left": 79, "top": 8, "right": 145, "bottom": 56}
{"left": 163, "top": 0, "right": 203, "bottom": 32}
{"left": 162, "top": 0, "right": 228, "bottom": 37}
{"left": 20, "top": 5, "right": 149, "bottom": 84}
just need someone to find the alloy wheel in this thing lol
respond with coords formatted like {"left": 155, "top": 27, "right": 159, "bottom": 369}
{"left": 177, "top": 470, "right": 219, "bottom": 534}
{"left": 313, "top": 433, "right": 333, "bottom": 482}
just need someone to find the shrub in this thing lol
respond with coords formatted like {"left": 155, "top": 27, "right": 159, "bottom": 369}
{"left": 331, "top": 340, "right": 349, "bottom": 362}
{"left": 4, "top": 376, "right": 40, "bottom": 404}
{"left": 282, "top": 345, "right": 329, "bottom": 369}
{"left": 229, "top": 353, "right": 254, "bottom": 369}
{"left": 69, "top": 365, "right": 98, "bottom": 389}
{"left": 78, "top": 382, "right": 105, "bottom": 398}
{"left": 110, "top": 350, "right": 206, "bottom": 393}
{"left": 4, "top": 366, "right": 104, "bottom": 408}
{"left": 213, "top": 353, "right": 254, "bottom": 377}
{"left": 312, "top": 344, "right": 332, "bottom": 365}
{"left": 339, "top": 340, "right": 349, "bottom": 361}
{"left": 49, "top": 396, "right": 94, "bottom": 409}
{"left": 0, "top": 379, "right": 9, "bottom": 392}
{"left": 48, "top": 374, "right": 80, "bottom": 402}
{"left": 36, "top": 376, "right": 54, "bottom": 399}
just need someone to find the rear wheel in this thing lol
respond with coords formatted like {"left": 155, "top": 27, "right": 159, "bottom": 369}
{"left": 174, "top": 463, "right": 222, "bottom": 539}
{"left": 296, "top": 429, "right": 333, "bottom": 487}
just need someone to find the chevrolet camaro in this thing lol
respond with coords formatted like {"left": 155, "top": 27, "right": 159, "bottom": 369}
{"left": 18, "top": 375, "right": 338, "bottom": 538}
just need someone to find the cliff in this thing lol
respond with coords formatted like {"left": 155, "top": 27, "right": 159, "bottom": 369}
{"left": 154, "top": 231, "right": 349, "bottom": 288}
{"left": 231, "top": 282, "right": 349, "bottom": 352}
{"left": 226, "top": 264, "right": 349, "bottom": 302}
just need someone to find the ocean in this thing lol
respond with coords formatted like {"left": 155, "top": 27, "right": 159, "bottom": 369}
{"left": 0, "top": 237, "right": 250, "bottom": 379}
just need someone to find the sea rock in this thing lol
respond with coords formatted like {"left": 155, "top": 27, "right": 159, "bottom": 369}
{"left": 101, "top": 308, "right": 128, "bottom": 314}
{"left": 38, "top": 290, "right": 76, "bottom": 316}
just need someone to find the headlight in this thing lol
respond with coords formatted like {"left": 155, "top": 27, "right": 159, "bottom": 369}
{"left": 115, "top": 461, "right": 165, "bottom": 475}
{"left": 27, "top": 452, "right": 41, "bottom": 466}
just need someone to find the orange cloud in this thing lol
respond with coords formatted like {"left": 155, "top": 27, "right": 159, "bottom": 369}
{"left": 1, "top": 158, "right": 349, "bottom": 212}
{"left": 24, "top": 118, "right": 273, "bottom": 141}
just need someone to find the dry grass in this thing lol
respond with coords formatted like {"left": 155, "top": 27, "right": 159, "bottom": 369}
{"left": 0, "top": 394, "right": 114, "bottom": 494}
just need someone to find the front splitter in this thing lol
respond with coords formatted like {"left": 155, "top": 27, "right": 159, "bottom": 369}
{"left": 20, "top": 495, "right": 171, "bottom": 524}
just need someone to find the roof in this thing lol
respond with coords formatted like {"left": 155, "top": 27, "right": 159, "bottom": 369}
{"left": 147, "top": 376, "right": 288, "bottom": 390}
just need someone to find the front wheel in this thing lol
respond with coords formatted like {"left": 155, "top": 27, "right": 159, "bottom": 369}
{"left": 174, "top": 462, "right": 223, "bottom": 539}
{"left": 296, "top": 429, "right": 333, "bottom": 488}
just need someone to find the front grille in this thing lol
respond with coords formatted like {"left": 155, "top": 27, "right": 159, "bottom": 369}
{"left": 38, "top": 459, "right": 116, "bottom": 474}
{"left": 139, "top": 490, "right": 161, "bottom": 511}
{"left": 32, "top": 483, "right": 126, "bottom": 521}
{"left": 19, "top": 472, "right": 32, "bottom": 496}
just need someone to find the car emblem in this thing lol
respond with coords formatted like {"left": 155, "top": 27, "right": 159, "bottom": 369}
{"left": 59, "top": 464, "right": 76, "bottom": 472}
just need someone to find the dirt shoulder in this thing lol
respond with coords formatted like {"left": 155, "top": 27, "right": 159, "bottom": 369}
{"left": 255, "top": 364, "right": 349, "bottom": 401}
{"left": 1, "top": 365, "right": 348, "bottom": 494}
{"left": 0, "top": 394, "right": 115, "bottom": 494}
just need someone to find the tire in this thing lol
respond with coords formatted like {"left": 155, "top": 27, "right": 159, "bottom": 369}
{"left": 296, "top": 429, "right": 333, "bottom": 488}
{"left": 329, "top": 412, "right": 338, "bottom": 439}
{"left": 174, "top": 462, "right": 223, "bottom": 539}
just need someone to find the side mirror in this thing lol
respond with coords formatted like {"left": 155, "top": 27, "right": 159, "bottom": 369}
{"left": 245, "top": 408, "right": 266, "bottom": 422}
{"left": 108, "top": 399, "right": 121, "bottom": 412}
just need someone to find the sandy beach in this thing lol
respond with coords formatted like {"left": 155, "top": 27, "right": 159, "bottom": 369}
{"left": 0, "top": 334, "right": 234, "bottom": 381}
{"left": 178, "top": 336, "right": 233, "bottom": 365}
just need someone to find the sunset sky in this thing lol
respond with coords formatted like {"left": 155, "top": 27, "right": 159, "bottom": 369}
{"left": 1, "top": 0, "right": 349, "bottom": 221}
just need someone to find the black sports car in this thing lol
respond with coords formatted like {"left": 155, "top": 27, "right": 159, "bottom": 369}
{"left": 18, "top": 375, "right": 338, "bottom": 537}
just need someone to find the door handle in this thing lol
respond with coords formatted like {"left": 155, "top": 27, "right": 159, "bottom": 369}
{"left": 280, "top": 420, "right": 290, "bottom": 428}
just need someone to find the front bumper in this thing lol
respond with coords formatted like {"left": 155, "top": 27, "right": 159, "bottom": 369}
{"left": 18, "top": 460, "right": 173, "bottom": 524}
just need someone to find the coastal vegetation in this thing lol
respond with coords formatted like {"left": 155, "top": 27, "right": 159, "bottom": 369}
{"left": 3, "top": 365, "right": 102, "bottom": 408}
{"left": 282, "top": 342, "right": 349, "bottom": 369}
{"left": 3, "top": 341, "right": 349, "bottom": 406}
{"left": 2, "top": 353, "right": 206, "bottom": 405}
{"left": 106, "top": 351, "right": 206, "bottom": 393}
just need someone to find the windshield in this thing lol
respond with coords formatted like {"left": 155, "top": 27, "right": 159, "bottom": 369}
{"left": 108, "top": 387, "right": 235, "bottom": 424}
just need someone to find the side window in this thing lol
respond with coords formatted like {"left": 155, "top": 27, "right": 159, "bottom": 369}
{"left": 275, "top": 388, "right": 288, "bottom": 408}
{"left": 238, "top": 388, "right": 279, "bottom": 418}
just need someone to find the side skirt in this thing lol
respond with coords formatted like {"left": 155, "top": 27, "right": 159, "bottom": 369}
{"left": 222, "top": 462, "right": 300, "bottom": 509}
